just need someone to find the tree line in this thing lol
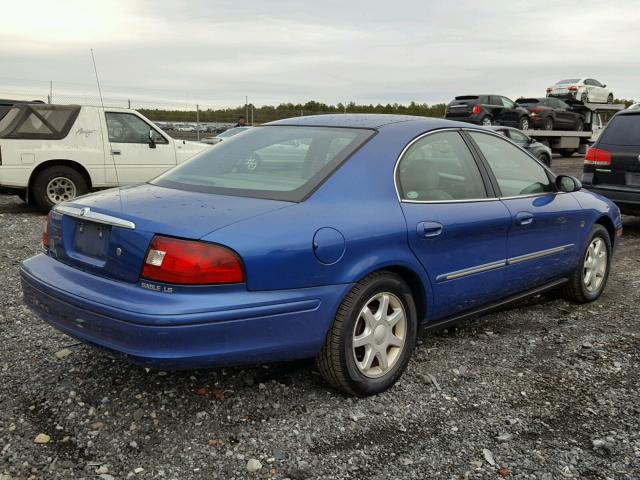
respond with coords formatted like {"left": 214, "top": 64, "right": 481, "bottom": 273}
{"left": 139, "top": 101, "right": 448, "bottom": 123}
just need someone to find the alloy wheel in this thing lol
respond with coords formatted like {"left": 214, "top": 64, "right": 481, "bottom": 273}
{"left": 583, "top": 238, "right": 607, "bottom": 292}
{"left": 352, "top": 292, "right": 406, "bottom": 378}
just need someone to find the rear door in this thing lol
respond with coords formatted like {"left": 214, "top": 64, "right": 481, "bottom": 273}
{"left": 499, "top": 97, "right": 519, "bottom": 126}
{"left": 592, "top": 113, "right": 640, "bottom": 187}
{"left": 396, "top": 130, "right": 512, "bottom": 320}
{"left": 105, "top": 112, "right": 176, "bottom": 184}
{"left": 466, "top": 130, "right": 582, "bottom": 293}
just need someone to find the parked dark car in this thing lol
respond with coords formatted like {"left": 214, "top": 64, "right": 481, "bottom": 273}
{"left": 489, "top": 126, "right": 553, "bottom": 166}
{"left": 516, "top": 97, "right": 585, "bottom": 131}
{"left": 582, "top": 109, "right": 640, "bottom": 215}
{"left": 445, "top": 95, "right": 531, "bottom": 129}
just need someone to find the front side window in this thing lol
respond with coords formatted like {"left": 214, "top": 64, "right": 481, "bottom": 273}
{"left": 500, "top": 97, "right": 515, "bottom": 109}
{"left": 397, "top": 131, "right": 487, "bottom": 201}
{"left": 468, "top": 132, "right": 553, "bottom": 197}
{"left": 153, "top": 126, "right": 374, "bottom": 202}
{"left": 106, "top": 112, "right": 167, "bottom": 144}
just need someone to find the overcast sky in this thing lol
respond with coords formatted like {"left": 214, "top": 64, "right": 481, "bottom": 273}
{"left": 1, "top": 0, "right": 639, "bottom": 108}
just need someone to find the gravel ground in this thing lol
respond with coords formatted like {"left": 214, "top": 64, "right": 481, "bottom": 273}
{"left": 1, "top": 157, "right": 639, "bottom": 480}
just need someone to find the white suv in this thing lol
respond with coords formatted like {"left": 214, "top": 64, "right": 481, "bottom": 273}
{"left": 0, "top": 103, "right": 209, "bottom": 210}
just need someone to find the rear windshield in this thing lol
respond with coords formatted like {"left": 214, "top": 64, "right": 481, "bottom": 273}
{"left": 556, "top": 79, "right": 580, "bottom": 84}
{"left": 517, "top": 98, "right": 539, "bottom": 104}
{"left": 454, "top": 96, "right": 479, "bottom": 100}
{"left": 153, "top": 125, "right": 375, "bottom": 202}
{"left": 0, "top": 104, "right": 80, "bottom": 140}
{"left": 599, "top": 114, "right": 640, "bottom": 146}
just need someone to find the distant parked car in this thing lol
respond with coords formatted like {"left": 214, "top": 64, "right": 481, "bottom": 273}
{"left": 176, "top": 124, "right": 196, "bottom": 132}
{"left": 547, "top": 78, "right": 614, "bottom": 104}
{"left": 201, "top": 126, "right": 251, "bottom": 145}
{"left": 628, "top": 103, "right": 640, "bottom": 110}
{"left": 445, "top": 95, "right": 531, "bottom": 129}
{"left": 489, "top": 126, "right": 553, "bottom": 166}
{"left": 582, "top": 109, "right": 640, "bottom": 215}
{"left": 516, "top": 97, "right": 585, "bottom": 131}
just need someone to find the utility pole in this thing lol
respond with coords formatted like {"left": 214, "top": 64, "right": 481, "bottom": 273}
{"left": 245, "top": 96, "right": 248, "bottom": 122}
{"left": 250, "top": 105, "right": 254, "bottom": 125}
{"left": 196, "top": 104, "right": 200, "bottom": 141}
{"left": 49, "top": 80, "right": 53, "bottom": 104}
{"left": 128, "top": 99, "right": 131, "bottom": 109}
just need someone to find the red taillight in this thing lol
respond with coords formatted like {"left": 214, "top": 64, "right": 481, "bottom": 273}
{"left": 584, "top": 147, "right": 612, "bottom": 166}
{"left": 528, "top": 107, "right": 543, "bottom": 113}
{"left": 42, "top": 212, "right": 51, "bottom": 249}
{"left": 568, "top": 86, "right": 578, "bottom": 91}
{"left": 546, "top": 87, "right": 552, "bottom": 93}
{"left": 472, "top": 105, "right": 481, "bottom": 115}
{"left": 141, "top": 235, "right": 244, "bottom": 285}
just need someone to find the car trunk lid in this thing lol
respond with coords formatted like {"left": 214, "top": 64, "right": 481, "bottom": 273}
{"left": 446, "top": 96, "right": 481, "bottom": 118}
{"left": 46, "top": 184, "right": 292, "bottom": 283}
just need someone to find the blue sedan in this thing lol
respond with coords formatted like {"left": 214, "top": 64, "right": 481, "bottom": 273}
{"left": 21, "top": 114, "right": 622, "bottom": 396}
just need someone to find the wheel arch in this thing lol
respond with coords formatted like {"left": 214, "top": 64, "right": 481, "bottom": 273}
{"left": 594, "top": 215, "right": 616, "bottom": 244}
{"left": 28, "top": 160, "right": 93, "bottom": 202}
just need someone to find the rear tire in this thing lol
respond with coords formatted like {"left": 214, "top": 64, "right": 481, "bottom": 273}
{"left": 581, "top": 92, "right": 589, "bottom": 103}
{"left": 607, "top": 94, "right": 614, "bottom": 104}
{"left": 481, "top": 116, "right": 493, "bottom": 127}
{"left": 575, "top": 118, "right": 584, "bottom": 131}
{"left": 519, "top": 117, "right": 530, "bottom": 130}
{"left": 544, "top": 117, "right": 554, "bottom": 131}
{"left": 562, "top": 225, "right": 611, "bottom": 303}
{"left": 316, "top": 271, "right": 418, "bottom": 396}
{"left": 33, "top": 165, "right": 87, "bottom": 212}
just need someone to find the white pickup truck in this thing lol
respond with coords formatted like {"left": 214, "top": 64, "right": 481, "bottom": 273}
{"left": 0, "top": 103, "right": 209, "bottom": 210}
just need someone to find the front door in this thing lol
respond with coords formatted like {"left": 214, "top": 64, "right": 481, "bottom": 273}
{"left": 466, "top": 130, "right": 582, "bottom": 293}
{"left": 396, "top": 130, "right": 512, "bottom": 320}
{"left": 105, "top": 112, "right": 176, "bottom": 184}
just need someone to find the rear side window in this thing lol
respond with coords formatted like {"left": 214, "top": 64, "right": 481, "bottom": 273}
{"left": 599, "top": 115, "right": 640, "bottom": 146}
{"left": 397, "top": 131, "right": 487, "bottom": 201}
{"left": 469, "top": 132, "right": 553, "bottom": 197}
{"left": 0, "top": 105, "right": 80, "bottom": 140}
{"left": 153, "top": 126, "right": 374, "bottom": 202}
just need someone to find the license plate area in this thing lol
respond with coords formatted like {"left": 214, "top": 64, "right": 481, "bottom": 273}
{"left": 74, "top": 221, "right": 110, "bottom": 260}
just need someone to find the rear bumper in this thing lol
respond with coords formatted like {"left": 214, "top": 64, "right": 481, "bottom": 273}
{"left": 584, "top": 185, "right": 640, "bottom": 215}
{"left": 21, "top": 254, "right": 352, "bottom": 369}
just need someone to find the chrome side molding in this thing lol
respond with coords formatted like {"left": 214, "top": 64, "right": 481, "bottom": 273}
{"left": 53, "top": 205, "right": 136, "bottom": 230}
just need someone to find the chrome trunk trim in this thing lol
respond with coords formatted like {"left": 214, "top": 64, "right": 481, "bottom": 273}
{"left": 53, "top": 205, "right": 136, "bottom": 230}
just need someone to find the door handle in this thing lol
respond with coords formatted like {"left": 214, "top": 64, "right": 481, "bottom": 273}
{"left": 515, "top": 212, "right": 534, "bottom": 226}
{"left": 111, "top": 149, "right": 121, "bottom": 155}
{"left": 417, "top": 221, "right": 443, "bottom": 238}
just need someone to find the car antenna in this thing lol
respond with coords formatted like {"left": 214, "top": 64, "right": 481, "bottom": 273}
{"left": 91, "top": 48, "right": 123, "bottom": 210}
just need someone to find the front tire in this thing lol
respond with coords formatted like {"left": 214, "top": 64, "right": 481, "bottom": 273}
{"left": 519, "top": 117, "right": 530, "bottom": 130}
{"left": 33, "top": 165, "right": 87, "bottom": 212}
{"left": 562, "top": 224, "right": 612, "bottom": 303}
{"left": 316, "top": 271, "right": 418, "bottom": 396}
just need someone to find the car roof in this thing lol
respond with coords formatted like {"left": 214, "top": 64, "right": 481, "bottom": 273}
{"left": 266, "top": 114, "right": 471, "bottom": 131}
{"left": 615, "top": 109, "right": 640, "bottom": 117}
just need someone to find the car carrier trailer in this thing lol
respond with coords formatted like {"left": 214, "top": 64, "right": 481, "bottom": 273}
{"left": 522, "top": 102, "right": 625, "bottom": 156}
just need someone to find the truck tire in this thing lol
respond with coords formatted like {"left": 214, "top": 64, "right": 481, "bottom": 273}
{"left": 559, "top": 149, "right": 577, "bottom": 157}
{"left": 33, "top": 165, "right": 87, "bottom": 212}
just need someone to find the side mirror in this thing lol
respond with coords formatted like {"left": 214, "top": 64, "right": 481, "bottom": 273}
{"left": 528, "top": 136, "right": 536, "bottom": 144}
{"left": 149, "top": 130, "right": 156, "bottom": 149}
{"left": 602, "top": 84, "right": 607, "bottom": 88}
{"left": 556, "top": 175, "right": 582, "bottom": 193}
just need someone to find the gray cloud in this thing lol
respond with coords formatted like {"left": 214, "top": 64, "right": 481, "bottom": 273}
{"left": 1, "top": 0, "right": 638, "bottom": 108}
